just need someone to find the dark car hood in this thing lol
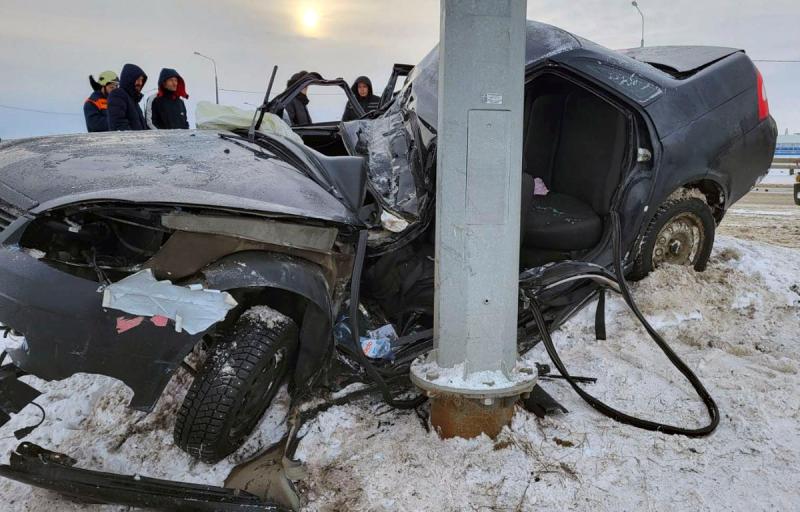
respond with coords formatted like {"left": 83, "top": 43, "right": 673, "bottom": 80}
{"left": 0, "top": 130, "right": 360, "bottom": 225}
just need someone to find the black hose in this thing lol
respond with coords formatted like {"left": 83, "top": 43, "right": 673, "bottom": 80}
{"left": 348, "top": 230, "right": 427, "bottom": 409}
{"left": 530, "top": 211, "right": 719, "bottom": 437}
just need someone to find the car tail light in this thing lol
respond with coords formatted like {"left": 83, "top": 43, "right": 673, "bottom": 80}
{"left": 756, "top": 67, "right": 769, "bottom": 121}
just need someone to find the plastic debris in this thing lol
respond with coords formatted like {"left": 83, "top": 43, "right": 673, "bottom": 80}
{"left": 333, "top": 315, "right": 396, "bottom": 360}
{"left": 101, "top": 269, "right": 238, "bottom": 335}
{"left": 360, "top": 337, "right": 393, "bottom": 360}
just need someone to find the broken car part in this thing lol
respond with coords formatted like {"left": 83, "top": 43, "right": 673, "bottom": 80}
{"left": 102, "top": 269, "right": 238, "bottom": 335}
{"left": 523, "top": 211, "right": 720, "bottom": 436}
{"left": 0, "top": 442, "right": 289, "bottom": 511}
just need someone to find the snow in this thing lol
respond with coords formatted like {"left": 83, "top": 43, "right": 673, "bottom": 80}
{"left": 0, "top": 235, "right": 799, "bottom": 511}
{"left": 294, "top": 236, "right": 800, "bottom": 511}
{"left": 242, "top": 305, "right": 291, "bottom": 330}
{"left": 410, "top": 359, "right": 536, "bottom": 393}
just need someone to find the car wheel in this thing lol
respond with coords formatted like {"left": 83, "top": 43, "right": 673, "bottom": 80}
{"left": 174, "top": 306, "right": 298, "bottom": 463}
{"left": 629, "top": 197, "right": 715, "bottom": 280}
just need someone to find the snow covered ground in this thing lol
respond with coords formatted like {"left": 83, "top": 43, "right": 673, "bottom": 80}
{"left": 1, "top": 232, "right": 799, "bottom": 510}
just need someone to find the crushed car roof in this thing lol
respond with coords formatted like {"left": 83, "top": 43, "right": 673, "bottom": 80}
{"left": 0, "top": 130, "right": 359, "bottom": 224}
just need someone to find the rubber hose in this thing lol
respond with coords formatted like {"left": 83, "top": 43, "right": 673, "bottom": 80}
{"left": 531, "top": 211, "right": 719, "bottom": 436}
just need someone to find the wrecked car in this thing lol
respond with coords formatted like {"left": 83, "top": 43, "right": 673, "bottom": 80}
{"left": 0, "top": 19, "right": 776, "bottom": 481}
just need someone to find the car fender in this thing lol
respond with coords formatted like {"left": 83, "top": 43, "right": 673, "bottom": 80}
{"left": 201, "top": 251, "right": 334, "bottom": 394}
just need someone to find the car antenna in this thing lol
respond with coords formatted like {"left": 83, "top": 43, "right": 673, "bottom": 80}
{"left": 248, "top": 64, "right": 278, "bottom": 142}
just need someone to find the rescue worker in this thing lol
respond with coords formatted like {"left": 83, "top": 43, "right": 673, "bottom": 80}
{"left": 342, "top": 76, "right": 380, "bottom": 121}
{"left": 83, "top": 71, "right": 119, "bottom": 132}
{"left": 282, "top": 71, "right": 321, "bottom": 126}
{"left": 107, "top": 63, "right": 148, "bottom": 131}
{"left": 145, "top": 68, "right": 190, "bottom": 129}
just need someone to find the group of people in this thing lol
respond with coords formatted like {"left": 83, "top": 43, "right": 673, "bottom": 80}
{"left": 83, "top": 63, "right": 189, "bottom": 132}
{"left": 84, "top": 65, "right": 383, "bottom": 133}
{"left": 280, "top": 71, "right": 381, "bottom": 126}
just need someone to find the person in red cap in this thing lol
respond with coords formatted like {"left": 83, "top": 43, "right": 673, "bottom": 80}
{"left": 145, "top": 68, "right": 189, "bottom": 129}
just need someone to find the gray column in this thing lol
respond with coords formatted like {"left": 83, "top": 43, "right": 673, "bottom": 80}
{"left": 434, "top": 0, "right": 526, "bottom": 375}
{"left": 410, "top": 0, "right": 534, "bottom": 439}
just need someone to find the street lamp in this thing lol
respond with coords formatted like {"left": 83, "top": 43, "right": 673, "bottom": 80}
{"left": 194, "top": 51, "right": 219, "bottom": 104}
{"left": 631, "top": 1, "right": 644, "bottom": 48}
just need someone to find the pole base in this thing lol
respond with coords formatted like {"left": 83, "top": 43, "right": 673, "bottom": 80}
{"left": 430, "top": 393, "right": 518, "bottom": 439}
{"left": 409, "top": 352, "right": 537, "bottom": 439}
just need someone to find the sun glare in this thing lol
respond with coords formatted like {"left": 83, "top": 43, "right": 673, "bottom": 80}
{"left": 301, "top": 8, "right": 320, "bottom": 30}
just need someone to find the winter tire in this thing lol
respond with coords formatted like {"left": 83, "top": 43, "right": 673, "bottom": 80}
{"left": 629, "top": 197, "right": 715, "bottom": 280}
{"left": 174, "top": 306, "right": 298, "bottom": 463}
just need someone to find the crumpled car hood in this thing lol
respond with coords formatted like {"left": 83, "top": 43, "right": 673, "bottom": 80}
{"left": 0, "top": 130, "right": 360, "bottom": 225}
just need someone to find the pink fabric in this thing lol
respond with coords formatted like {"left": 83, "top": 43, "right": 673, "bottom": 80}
{"left": 533, "top": 177, "right": 549, "bottom": 196}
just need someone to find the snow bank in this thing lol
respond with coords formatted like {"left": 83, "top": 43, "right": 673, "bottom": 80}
{"left": 0, "top": 351, "right": 288, "bottom": 511}
{"left": 295, "top": 236, "right": 800, "bottom": 511}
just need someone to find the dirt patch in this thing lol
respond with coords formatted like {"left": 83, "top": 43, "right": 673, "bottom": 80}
{"left": 719, "top": 188, "right": 800, "bottom": 249}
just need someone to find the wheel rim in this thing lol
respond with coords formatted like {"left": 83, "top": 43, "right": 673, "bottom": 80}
{"left": 652, "top": 212, "right": 705, "bottom": 268}
{"left": 228, "top": 347, "right": 288, "bottom": 442}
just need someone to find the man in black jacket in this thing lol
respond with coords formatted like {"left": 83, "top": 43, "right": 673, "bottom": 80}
{"left": 83, "top": 70, "right": 118, "bottom": 132}
{"left": 146, "top": 68, "right": 189, "bottom": 129}
{"left": 342, "top": 76, "right": 380, "bottom": 121}
{"left": 282, "top": 71, "right": 321, "bottom": 126}
{"left": 108, "top": 63, "right": 148, "bottom": 131}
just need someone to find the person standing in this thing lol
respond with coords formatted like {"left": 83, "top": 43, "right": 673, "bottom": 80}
{"left": 107, "top": 63, "right": 148, "bottom": 131}
{"left": 83, "top": 71, "right": 119, "bottom": 132}
{"left": 145, "top": 68, "right": 190, "bottom": 129}
{"left": 282, "top": 71, "right": 321, "bottom": 126}
{"left": 342, "top": 76, "right": 380, "bottom": 121}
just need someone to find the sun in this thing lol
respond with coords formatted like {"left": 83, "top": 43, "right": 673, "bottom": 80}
{"left": 301, "top": 8, "right": 320, "bottom": 31}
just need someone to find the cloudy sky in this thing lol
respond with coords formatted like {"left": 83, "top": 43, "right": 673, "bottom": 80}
{"left": 1, "top": 0, "right": 798, "bottom": 139}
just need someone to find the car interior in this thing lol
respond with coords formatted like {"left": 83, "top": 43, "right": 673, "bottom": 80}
{"left": 519, "top": 72, "right": 631, "bottom": 268}
{"left": 291, "top": 71, "right": 633, "bottom": 272}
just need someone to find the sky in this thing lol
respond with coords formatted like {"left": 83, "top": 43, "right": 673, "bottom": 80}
{"left": 0, "top": 0, "right": 798, "bottom": 140}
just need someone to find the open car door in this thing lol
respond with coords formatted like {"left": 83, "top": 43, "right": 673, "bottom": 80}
{"left": 264, "top": 74, "right": 366, "bottom": 156}
{"left": 378, "top": 64, "right": 414, "bottom": 111}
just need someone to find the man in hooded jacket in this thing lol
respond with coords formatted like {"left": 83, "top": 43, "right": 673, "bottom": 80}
{"left": 282, "top": 71, "right": 321, "bottom": 126}
{"left": 83, "top": 70, "right": 118, "bottom": 132}
{"left": 107, "top": 63, "right": 148, "bottom": 131}
{"left": 342, "top": 76, "right": 380, "bottom": 121}
{"left": 145, "top": 68, "right": 190, "bottom": 129}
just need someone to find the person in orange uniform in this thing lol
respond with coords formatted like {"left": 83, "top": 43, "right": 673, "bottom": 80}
{"left": 84, "top": 71, "right": 119, "bottom": 132}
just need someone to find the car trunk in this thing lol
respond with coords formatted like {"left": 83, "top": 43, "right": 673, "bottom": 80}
{"left": 520, "top": 72, "right": 632, "bottom": 269}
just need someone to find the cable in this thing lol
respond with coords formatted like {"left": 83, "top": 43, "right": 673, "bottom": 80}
{"left": 347, "top": 230, "right": 426, "bottom": 409}
{"left": 528, "top": 210, "right": 719, "bottom": 437}
{"left": 14, "top": 402, "right": 46, "bottom": 440}
{"left": 0, "top": 104, "right": 81, "bottom": 116}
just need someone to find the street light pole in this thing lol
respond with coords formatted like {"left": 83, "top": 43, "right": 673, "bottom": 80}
{"left": 409, "top": 0, "right": 536, "bottom": 440}
{"left": 632, "top": 1, "right": 645, "bottom": 47}
{"left": 194, "top": 51, "right": 219, "bottom": 104}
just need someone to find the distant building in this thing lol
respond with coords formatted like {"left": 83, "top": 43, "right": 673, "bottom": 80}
{"left": 775, "top": 134, "right": 800, "bottom": 158}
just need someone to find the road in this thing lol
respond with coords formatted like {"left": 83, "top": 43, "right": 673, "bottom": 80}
{"left": 718, "top": 184, "right": 799, "bottom": 248}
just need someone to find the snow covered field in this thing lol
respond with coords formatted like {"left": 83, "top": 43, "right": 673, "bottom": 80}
{"left": 0, "top": 231, "right": 798, "bottom": 510}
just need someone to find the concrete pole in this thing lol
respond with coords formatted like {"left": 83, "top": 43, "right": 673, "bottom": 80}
{"left": 410, "top": 0, "right": 535, "bottom": 439}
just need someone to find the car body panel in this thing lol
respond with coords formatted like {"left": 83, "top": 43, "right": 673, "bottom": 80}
{"left": 0, "top": 130, "right": 359, "bottom": 225}
{"left": 0, "top": 247, "right": 204, "bottom": 411}
{"left": 619, "top": 45, "right": 741, "bottom": 74}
